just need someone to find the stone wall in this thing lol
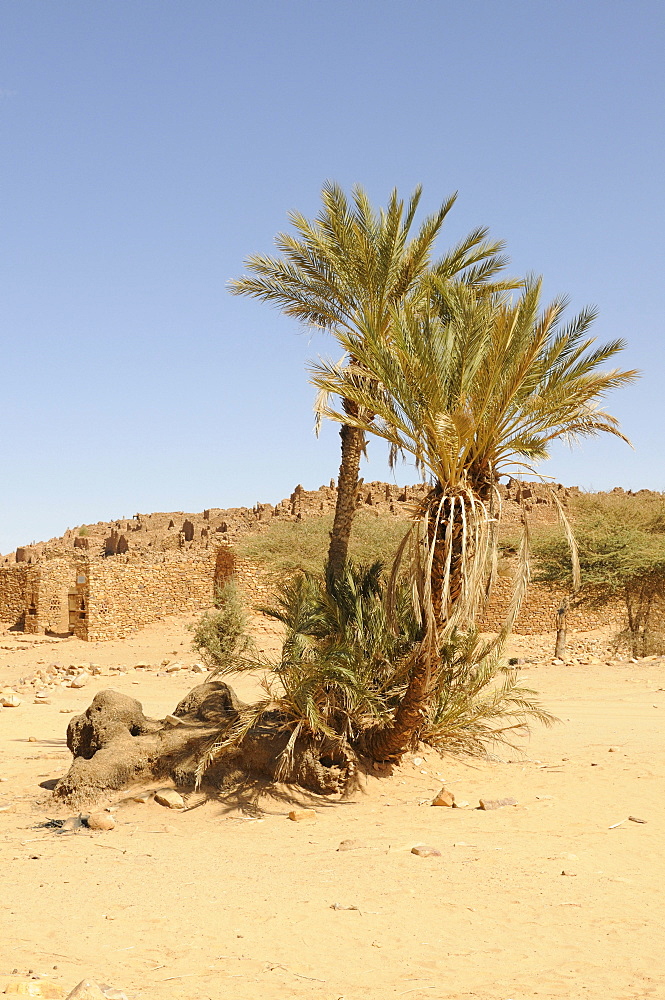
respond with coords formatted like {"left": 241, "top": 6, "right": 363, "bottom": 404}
{"left": 24, "top": 558, "right": 75, "bottom": 635}
{"left": 80, "top": 549, "right": 234, "bottom": 641}
{"left": 477, "top": 574, "right": 625, "bottom": 635}
{"left": 0, "top": 565, "right": 29, "bottom": 626}
{"left": 232, "top": 557, "right": 626, "bottom": 636}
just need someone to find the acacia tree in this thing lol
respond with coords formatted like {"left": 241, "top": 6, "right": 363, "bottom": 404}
{"left": 230, "top": 182, "right": 512, "bottom": 578}
{"left": 310, "top": 278, "right": 638, "bottom": 758}
{"left": 537, "top": 494, "right": 665, "bottom": 656}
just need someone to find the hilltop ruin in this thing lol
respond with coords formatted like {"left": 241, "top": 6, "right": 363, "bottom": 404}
{"left": 0, "top": 478, "right": 644, "bottom": 641}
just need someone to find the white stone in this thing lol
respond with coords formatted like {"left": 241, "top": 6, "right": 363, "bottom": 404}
{"left": 68, "top": 673, "right": 89, "bottom": 689}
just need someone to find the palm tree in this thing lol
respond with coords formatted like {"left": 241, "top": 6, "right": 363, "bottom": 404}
{"left": 310, "top": 277, "right": 639, "bottom": 758}
{"left": 229, "top": 182, "right": 512, "bottom": 578}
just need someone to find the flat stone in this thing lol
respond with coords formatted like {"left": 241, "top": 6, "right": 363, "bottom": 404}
{"left": 86, "top": 811, "right": 116, "bottom": 831}
{"left": 154, "top": 788, "right": 185, "bottom": 810}
{"left": 1, "top": 693, "right": 21, "bottom": 708}
{"left": 337, "top": 839, "right": 368, "bottom": 851}
{"left": 411, "top": 845, "right": 442, "bottom": 857}
{"left": 431, "top": 788, "right": 455, "bottom": 807}
{"left": 34, "top": 697, "right": 52, "bottom": 705}
{"left": 478, "top": 797, "right": 518, "bottom": 810}
{"left": 163, "top": 714, "right": 185, "bottom": 726}
{"left": 628, "top": 815, "right": 647, "bottom": 824}
{"left": 287, "top": 809, "right": 317, "bottom": 822}
{"left": 64, "top": 982, "right": 107, "bottom": 1000}
{"left": 4, "top": 979, "right": 66, "bottom": 997}
{"left": 129, "top": 791, "right": 152, "bottom": 804}
{"left": 165, "top": 662, "right": 184, "bottom": 673}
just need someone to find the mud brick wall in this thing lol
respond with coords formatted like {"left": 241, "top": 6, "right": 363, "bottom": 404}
{"left": 81, "top": 549, "right": 233, "bottom": 641}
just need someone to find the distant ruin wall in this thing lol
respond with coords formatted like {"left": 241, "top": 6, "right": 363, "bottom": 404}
{"left": 233, "top": 559, "right": 626, "bottom": 636}
{"left": 81, "top": 549, "right": 233, "bottom": 641}
{"left": 477, "top": 574, "right": 625, "bottom": 635}
{"left": 0, "top": 565, "right": 29, "bottom": 626}
{"left": 24, "top": 558, "right": 76, "bottom": 635}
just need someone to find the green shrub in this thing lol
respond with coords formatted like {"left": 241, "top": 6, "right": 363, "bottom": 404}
{"left": 190, "top": 582, "right": 256, "bottom": 673}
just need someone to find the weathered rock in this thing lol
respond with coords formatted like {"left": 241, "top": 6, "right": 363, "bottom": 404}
{"left": 411, "top": 845, "right": 442, "bottom": 857}
{"left": 59, "top": 816, "right": 85, "bottom": 832}
{"left": 154, "top": 788, "right": 185, "bottom": 810}
{"left": 64, "top": 983, "right": 107, "bottom": 1000}
{"left": 165, "top": 663, "right": 184, "bottom": 673}
{"left": 86, "top": 811, "right": 116, "bottom": 831}
{"left": 68, "top": 673, "right": 89, "bottom": 689}
{"left": 431, "top": 788, "right": 455, "bottom": 807}
{"left": 191, "top": 663, "right": 207, "bottom": 674}
{"left": 478, "top": 797, "right": 517, "bottom": 810}
{"left": 288, "top": 809, "right": 316, "bottom": 822}
{"left": 4, "top": 979, "right": 66, "bottom": 997}
{"left": 1, "top": 693, "right": 21, "bottom": 708}
{"left": 337, "top": 839, "right": 368, "bottom": 851}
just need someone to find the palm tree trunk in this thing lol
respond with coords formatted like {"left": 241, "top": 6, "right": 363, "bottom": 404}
{"left": 327, "top": 422, "right": 365, "bottom": 579}
{"left": 357, "top": 647, "right": 431, "bottom": 760}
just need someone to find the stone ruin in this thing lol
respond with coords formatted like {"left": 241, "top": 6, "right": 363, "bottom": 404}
{"left": 0, "top": 477, "right": 629, "bottom": 641}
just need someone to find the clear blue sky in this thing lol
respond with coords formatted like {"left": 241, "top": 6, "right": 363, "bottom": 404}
{"left": 2, "top": 0, "right": 663, "bottom": 553}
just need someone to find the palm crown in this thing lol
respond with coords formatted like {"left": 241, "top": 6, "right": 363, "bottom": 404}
{"left": 310, "top": 277, "right": 638, "bottom": 490}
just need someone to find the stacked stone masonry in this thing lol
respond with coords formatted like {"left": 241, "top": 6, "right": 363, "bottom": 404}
{"left": 0, "top": 481, "right": 655, "bottom": 640}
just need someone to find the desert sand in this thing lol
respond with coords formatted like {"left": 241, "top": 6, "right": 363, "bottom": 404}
{"left": 1, "top": 614, "right": 663, "bottom": 1000}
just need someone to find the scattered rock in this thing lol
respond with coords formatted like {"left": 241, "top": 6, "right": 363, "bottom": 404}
{"left": 191, "top": 663, "right": 208, "bottom": 673}
{"left": 60, "top": 816, "right": 85, "bottom": 832}
{"left": 288, "top": 809, "right": 317, "bottom": 822}
{"left": 411, "top": 845, "right": 442, "bottom": 858}
{"left": 99, "top": 988, "right": 128, "bottom": 1000}
{"left": 431, "top": 788, "right": 455, "bottom": 807}
{"left": 561, "top": 870, "right": 577, "bottom": 876}
{"left": 412, "top": 757, "right": 424, "bottom": 766}
{"left": 163, "top": 714, "right": 185, "bottom": 727}
{"left": 86, "top": 811, "right": 116, "bottom": 831}
{"left": 129, "top": 791, "right": 152, "bottom": 804}
{"left": 628, "top": 815, "right": 647, "bottom": 824}
{"left": 34, "top": 697, "right": 51, "bottom": 705}
{"left": 454, "top": 800, "right": 470, "bottom": 808}
{"left": 165, "top": 662, "right": 184, "bottom": 673}
{"left": 3, "top": 979, "right": 66, "bottom": 997}
{"left": 478, "top": 797, "right": 517, "bottom": 810}
{"left": 64, "top": 982, "right": 107, "bottom": 1000}
{"left": 1, "top": 693, "right": 21, "bottom": 708}
{"left": 337, "top": 839, "right": 368, "bottom": 851}
{"left": 28, "top": 737, "right": 38, "bottom": 743}
{"left": 68, "top": 673, "right": 89, "bottom": 689}
{"left": 154, "top": 788, "right": 185, "bottom": 810}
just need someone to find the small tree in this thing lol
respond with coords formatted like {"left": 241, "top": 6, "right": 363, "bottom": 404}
{"left": 537, "top": 494, "right": 665, "bottom": 656}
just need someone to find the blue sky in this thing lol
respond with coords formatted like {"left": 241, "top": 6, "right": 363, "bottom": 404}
{"left": 2, "top": 0, "right": 663, "bottom": 553}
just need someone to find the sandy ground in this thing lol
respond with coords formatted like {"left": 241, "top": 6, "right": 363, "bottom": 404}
{"left": 1, "top": 615, "right": 664, "bottom": 1000}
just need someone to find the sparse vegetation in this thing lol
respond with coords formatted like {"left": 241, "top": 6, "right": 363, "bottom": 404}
{"left": 536, "top": 493, "right": 665, "bottom": 656}
{"left": 190, "top": 582, "right": 256, "bottom": 672}
{"left": 237, "top": 509, "right": 410, "bottom": 576}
